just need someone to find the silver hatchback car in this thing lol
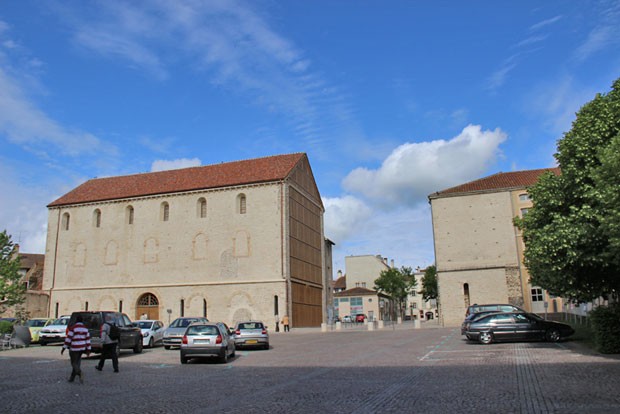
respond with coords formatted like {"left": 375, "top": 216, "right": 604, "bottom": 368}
{"left": 180, "top": 322, "right": 235, "bottom": 364}
{"left": 233, "top": 321, "right": 269, "bottom": 350}
{"left": 163, "top": 317, "right": 208, "bottom": 349}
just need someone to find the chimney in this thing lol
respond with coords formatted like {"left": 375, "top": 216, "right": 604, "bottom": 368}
{"left": 337, "top": 270, "right": 342, "bottom": 278}
{"left": 383, "top": 257, "right": 388, "bottom": 265}
{"left": 391, "top": 259, "right": 395, "bottom": 268}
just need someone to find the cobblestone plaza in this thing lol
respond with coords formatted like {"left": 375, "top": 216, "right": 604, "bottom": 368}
{"left": 1, "top": 324, "right": 619, "bottom": 413}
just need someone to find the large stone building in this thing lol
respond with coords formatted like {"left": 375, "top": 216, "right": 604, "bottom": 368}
{"left": 42, "top": 153, "right": 328, "bottom": 327}
{"left": 429, "top": 168, "right": 564, "bottom": 327}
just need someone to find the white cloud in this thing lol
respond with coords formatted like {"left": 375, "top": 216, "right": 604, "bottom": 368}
{"left": 342, "top": 125, "right": 507, "bottom": 206}
{"left": 151, "top": 158, "right": 201, "bottom": 172}
{"left": 0, "top": 67, "right": 111, "bottom": 156}
{"left": 323, "top": 196, "right": 372, "bottom": 244}
{"left": 529, "top": 15, "right": 563, "bottom": 32}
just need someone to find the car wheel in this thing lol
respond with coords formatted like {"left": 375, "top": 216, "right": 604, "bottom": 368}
{"left": 221, "top": 350, "right": 229, "bottom": 364}
{"left": 164, "top": 345, "right": 171, "bottom": 350}
{"left": 264, "top": 343, "right": 269, "bottom": 350}
{"left": 148, "top": 337, "right": 154, "bottom": 348}
{"left": 479, "top": 331, "right": 493, "bottom": 344}
{"left": 115, "top": 343, "right": 121, "bottom": 358}
{"left": 40, "top": 341, "right": 47, "bottom": 346}
{"left": 546, "top": 328, "right": 561, "bottom": 342}
{"left": 180, "top": 354, "right": 188, "bottom": 364}
{"left": 133, "top": 338, "right": 143, "bottom": 354}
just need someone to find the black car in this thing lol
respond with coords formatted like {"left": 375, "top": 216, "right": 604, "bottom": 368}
{"left": 464, "top": 311, "right": 575, "bottom": 344}
{"left": 465, "top": 304, "right": 525, "bottom": 317}
{"left": 68, "top": 311, "right": 143, "bottom": 354}
{"left": 461, "top": 310, "right": 501, "bottom": 335}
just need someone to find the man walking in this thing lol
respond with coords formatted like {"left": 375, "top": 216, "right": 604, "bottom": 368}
{"left": 96, "top": 313, "right": 119, "bottom": 373}
{"left": 62, "top": 314, "right": 91, "bottom": 383}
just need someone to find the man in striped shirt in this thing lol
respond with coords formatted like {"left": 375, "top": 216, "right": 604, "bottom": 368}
{"left": 62, "top": 314, "right": 91, "bottom": 383}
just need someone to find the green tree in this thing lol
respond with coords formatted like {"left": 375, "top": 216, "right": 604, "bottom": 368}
{"left": 516, "top": 78, "right": 620, "bottom": 302}
{"left": 418, "top": 265, "right": 438, "bottom": 302}
{"left": 374, "top": 266, "right": 417, "bottom": 320}
{"left": 0, "top": 230, "right": 25, "bottom": 315}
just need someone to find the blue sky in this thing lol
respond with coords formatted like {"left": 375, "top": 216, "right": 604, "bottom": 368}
{"left": 1, "top": 1, "right": 619, "bottom": 274}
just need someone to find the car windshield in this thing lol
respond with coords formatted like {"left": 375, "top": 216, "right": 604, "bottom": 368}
{"left": 170, "top": 318, "right": 200, "bottom": 328}
{"left": 136, "top": 321, "right": 154, "bottom": 329}
{"left": 238, "top": 322, "right": 263, "bottom": 329}
{"left": 53, "top": 318, "right": 69, "bottom": 326}
{"left": 186, "top": 325, "right": 218, "bottom": 335}
{"left": 26, "top": 319, "right": 48, "bottom": 327}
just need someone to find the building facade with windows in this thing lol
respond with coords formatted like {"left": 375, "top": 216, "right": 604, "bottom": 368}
{"left": 42, "top": 153, "right": 327, "bottom": 327}
{"left": 428, "top": 168, "right": 564, "bottom": 327}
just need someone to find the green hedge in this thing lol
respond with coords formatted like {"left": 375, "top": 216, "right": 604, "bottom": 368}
{"left": 0, "top": 321, "right": 14, "bottom": 335}
{"left": 589, "top": 303, "right": 620, "bottom": 354}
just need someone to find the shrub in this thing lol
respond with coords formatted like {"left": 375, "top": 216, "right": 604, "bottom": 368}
{"left": 0, "top": 320, "right": 14, "bottom": 335}
{"left": 589, "top": 303, "right": 620, "bottom": 354}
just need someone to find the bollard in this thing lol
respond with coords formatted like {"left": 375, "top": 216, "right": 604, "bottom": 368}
{"left": 321, "top": 323, "right": 327, "bottom": 332}
{"left": 397, "top": 316, "right": 403, "bottom": 324}
{"left": 336, "top": 321, "right": 342, "bottom": 331}
{"left": 414, "top": 319, "right": 421, "bottom": 329}
{"left": 368, "top": 321, "right": 374, "bottom": 331}
{"left": 378, "top": 320, "right": 384, "bottom": 329}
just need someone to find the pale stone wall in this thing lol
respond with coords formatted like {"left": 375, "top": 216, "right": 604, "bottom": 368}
{"left": 432, "top": 191, "right": 521, "bottom": 327}
{"left": 43, "top": 183, "right": 289, "bottom": 325}
{"left": 345, "top": 255, "right": 390, "bottom": 290}
{"left": 438, "top": 268, "right": 511, "bottom": 327}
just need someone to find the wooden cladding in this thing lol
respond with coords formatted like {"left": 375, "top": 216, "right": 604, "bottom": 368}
{"left": 289, "top": 188, "right": 322, "bottom": 285}
{"left": 291, "top": 281, "right": 322, "bottom": 327}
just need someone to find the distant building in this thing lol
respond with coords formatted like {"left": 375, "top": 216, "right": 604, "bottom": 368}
{"left": 42, "top": 153, "right": 328, "bottom": 327}
{"left": 1, "top": 247, "right": 49, "bottom": 318}
{"left": 429, "top": 168, "right": 564, "bottom": 327}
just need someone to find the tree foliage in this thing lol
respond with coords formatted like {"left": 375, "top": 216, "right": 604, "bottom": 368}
{"left": 516, "top": 78, "right": 620, "bottom": 302}
{"left": 374, "top": 266, "right": 417, "bottom": 319}
{"left": 0, "top": 230, "right": 25, "bottom": 314}
{"left": 419, "top": 265, "right": 438, "bottom": 302}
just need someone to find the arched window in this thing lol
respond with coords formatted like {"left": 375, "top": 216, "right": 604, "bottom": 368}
{"left": 62, "top": 212, "right": 70, "bottom": 231}
{"left": 197, "top": 198, "right": 207, "bottom": 218}
{"left": 237, "top": 193, "right": 246, "bottom": 214}
{"left": 161, "top": 202, "right": 170, "bottom": 222}
{"left": 126, "top": 205, "right": 134, "bottom": 225}
{"left": 93, "top": 209, "right": 102, "bottom": 228}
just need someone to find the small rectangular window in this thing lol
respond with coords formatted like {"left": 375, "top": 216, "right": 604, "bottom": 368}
{"left": 531, "top": 288, "right": 544, "bottom": 302}
{"left": 519, "top": 193, "right": 531, "bottom": 202}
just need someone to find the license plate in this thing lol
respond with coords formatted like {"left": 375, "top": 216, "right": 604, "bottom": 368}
{"left": 194, "top": 339, "right": 210, "bottom": 344}
{"left": 246, "top": 340, "right": 258, "bottom": 344}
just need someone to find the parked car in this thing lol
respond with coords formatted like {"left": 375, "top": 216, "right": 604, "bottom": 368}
{"left": 180, "top": 321, "right": 235, "bottom": 364}
{"left": 342, "top": 315, "right": 353, "bottom": 323}
{"left": 465, "top": 304, "right": 525, "bottom": 317}
{"left": 461, "top": 310, "right": 503, "bottom": 335}
{"left": 39, "top": 316, "right": 70, "bottom": 345}
{"left": 464, "top": 311, "right": 575, "bottom": 344}
{"left": 163, "top": 317, "right": 208, "bottom": 349}
{"left": 68, "top": 311, "right": 143, "bottom": 354}
{"left": 25, "top": 318, "right": 55, "bottom": 343}
{"left": 134, "top": 320, "right": 165, "bottom": 348}
{"left": 355, "top": 314, "right": 367, "bottom": 323}
{"left": 232, "top": 321, "right": 269, "bottom": 350}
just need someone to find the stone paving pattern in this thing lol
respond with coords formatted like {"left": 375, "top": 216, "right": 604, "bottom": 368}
{"left": 1, "top": 323, "right": 619, "bottom": 413}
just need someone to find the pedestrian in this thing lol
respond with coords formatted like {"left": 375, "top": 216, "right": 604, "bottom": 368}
{"left": 96, "top": 313, "right": 119, "bottom": 373}
{"left": 281, "top": 315, "right": 290, "bottom": 332}
{"left": 62, "top": 314, "right": 91, "bottom": 383}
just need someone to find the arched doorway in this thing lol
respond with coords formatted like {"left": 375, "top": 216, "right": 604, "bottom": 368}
{"left": 136, "top": 293, "right": 160, "bottom": 321}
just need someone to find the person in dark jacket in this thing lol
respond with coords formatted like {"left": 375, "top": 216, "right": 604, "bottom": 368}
{"left": 96, "top": 314, "right": 119, "bottom": 372}
{"left": 62, "top": 315, "right": 91, "bottom": 383}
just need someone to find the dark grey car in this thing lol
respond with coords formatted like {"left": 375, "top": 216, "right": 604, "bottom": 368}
{"left": 68, "top": 311, "right": 143, "bottom": 354}
{"left": 464, "top": 311, "right": 575, "bottom": 344}
{"left": 180, "top": 322, "right": 235, "bottom": 364}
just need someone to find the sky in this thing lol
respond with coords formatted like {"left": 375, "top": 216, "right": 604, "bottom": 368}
{"left": 1, "top": 1, "right": 619, "bottom": 275}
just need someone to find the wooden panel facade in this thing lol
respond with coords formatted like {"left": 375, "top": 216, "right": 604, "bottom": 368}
{"left": 291, "top": 281, "right": 323, "bottom": 327}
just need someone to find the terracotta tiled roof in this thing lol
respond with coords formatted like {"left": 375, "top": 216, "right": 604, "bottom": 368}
{"left": 333, "top": 275, "right": 346, "bottom": 290}
{"left": 335, "top": 287, "right": 388, "bottom": 297}
{"left": 429, "top": 167, "right": 560, "bottom": 198}
{"left": 49, "top": 153, "right": 306, "bottom": 207}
